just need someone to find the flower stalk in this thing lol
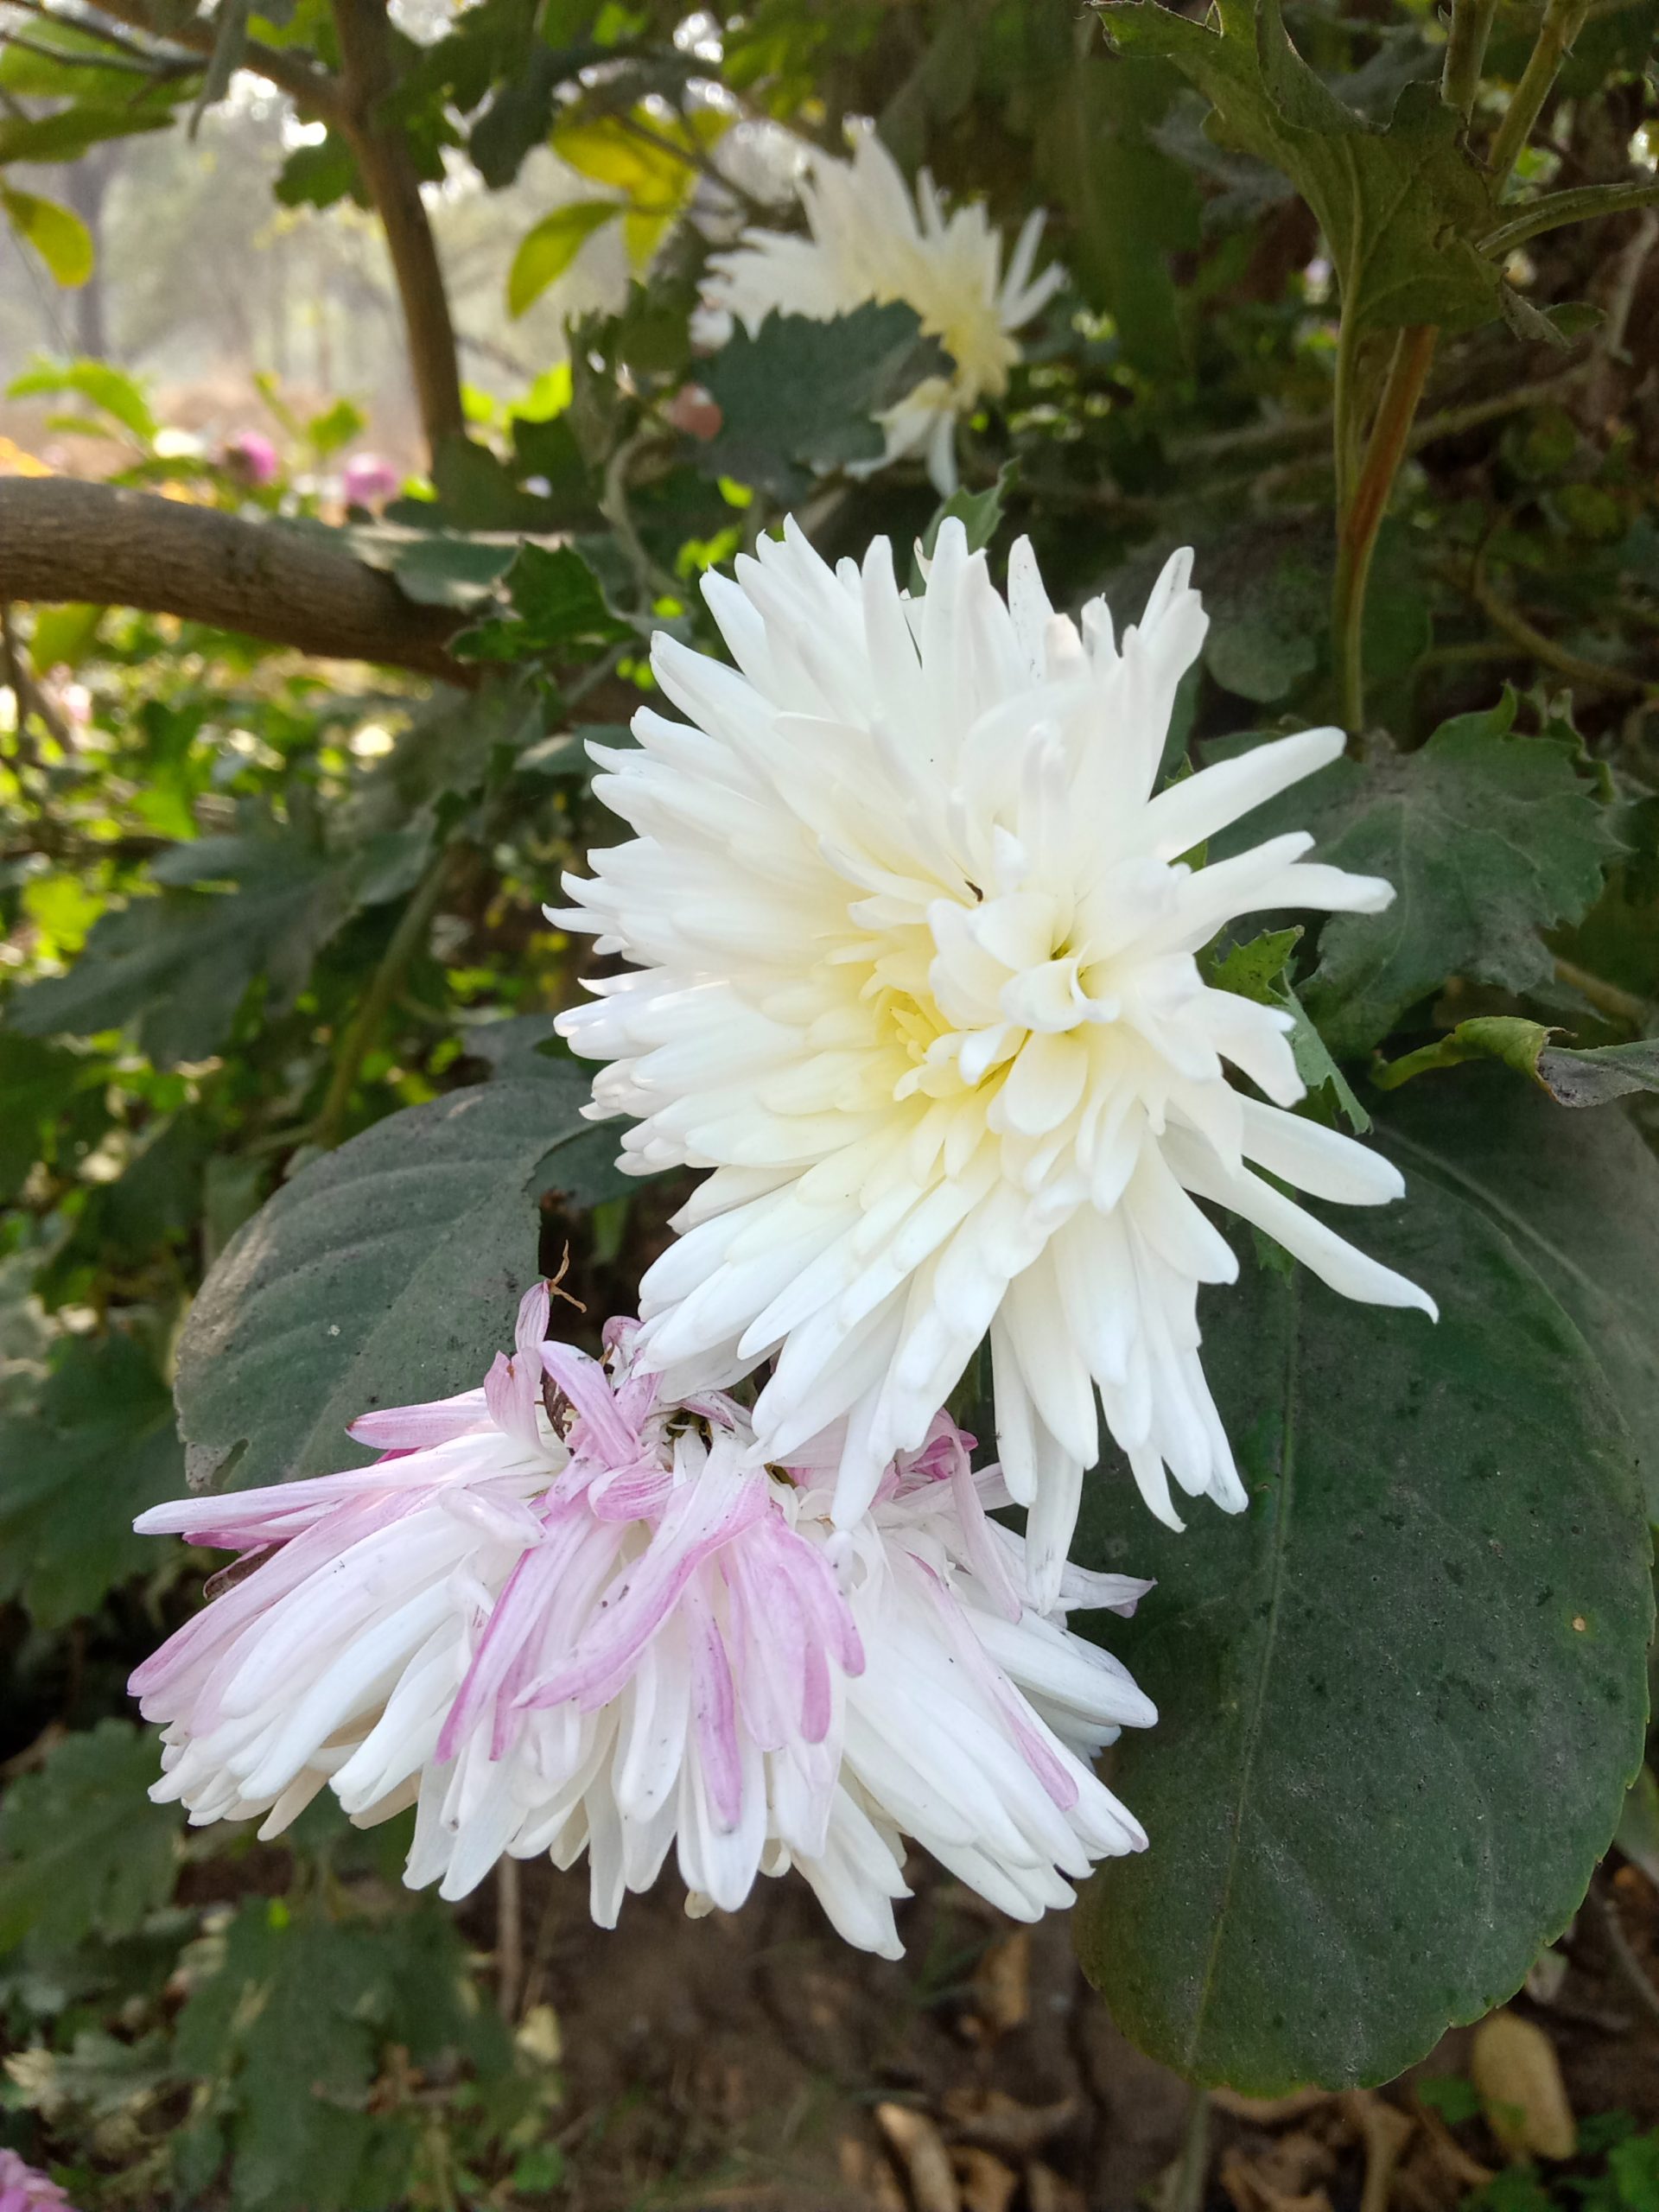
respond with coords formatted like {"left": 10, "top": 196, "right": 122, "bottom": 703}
{"left": 1488, "top": 0, "right": 1592, "bottom": 187}
{"left": 1332, "top": 324, "right": 1439, "bottom": 733}
{"left": 1441, "top": 0, "right": 1498, "bottom": 121}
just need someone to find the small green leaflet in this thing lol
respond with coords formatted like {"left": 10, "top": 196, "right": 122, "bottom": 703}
{"left": 507, "top": 200, "right": 620, "bottom": 317}
{"left": 1201, "top": 925, "right": 1370, "bottom": 1130}
{"left": 696, "top": 303, "right": 952, "bottom": 499}
{"left": 0, "top": 187, "right": 92, "bottom": 287}
{"left": 452, "top": 542, "right": 632, "bottom": 662}
{"left": 1211, "top": 693, "right": 1620, "bottom": 1059}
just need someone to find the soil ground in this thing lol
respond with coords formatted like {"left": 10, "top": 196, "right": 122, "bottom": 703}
{"left": 490, "top": 1852, "right": 1659, "bottom": 2212}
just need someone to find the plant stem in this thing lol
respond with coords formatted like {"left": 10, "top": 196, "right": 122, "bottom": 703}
{"left": 1480, "top": 177, "right": 1659, "bottom": 257}
{"left": 1332, "top": 324, "right": 1438, "bottom": 733}
{"left": 330, "top": 0, "right": 466, "bottom": 460}
{"left": 1442, "top": 0, "right": 1498, "bottom": 118}
{"left": 312, "top": 849, "right": 455, "bottom": 1149}
{"left": 1488, "top": 0, "right": 1592, "bottom": 188}
{"left": 1466, "top": 540, "right": 1656, "bottom": 696}
{"left": 495, "top": 1858, "right": 523, "bottom": 2022}
{"left": 1331, "top": 306, "right": 1365, "bottom": 518}
{"left": 1595, "top": 1881, "right": 1659, "bottom": 2030}
{"left": 1169, "top": 2088, "right": 1211, "bottom": 2212}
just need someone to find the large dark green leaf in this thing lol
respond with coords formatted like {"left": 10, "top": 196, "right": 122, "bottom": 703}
{"left": 174, "top": 1065, "right": 626, "bottom": 1491}
{"left": 1073, "top": 1186, "right": 1651, "bottom": 2090}
{"left": 1100, "top": 0, "right": 1501, "bottom": 336}
{"left": 1380, "top": 1068, "right": 1659, "bottom": 1516}
{"left": 696, "top": 304, "right": 951, "bottom": 499}
{"left": 0, "top": 1332, "right": 184, "bottom": 1627}
{"left": 1214, "top": 696, "right": 1619, "bottom": 1058}
{"left": 0, "top": 1723, "right": 180, "bottom": 1954}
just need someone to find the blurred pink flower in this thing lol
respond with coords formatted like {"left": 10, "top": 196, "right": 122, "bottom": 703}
{"left": 0, "top": 2149, "right": 76, "bottom": 2212}
{"left": 341, "top": 451, "right": 401, "bottom": 508}
{"left": 222, "top": 429, "right": 280, "bottom": 486}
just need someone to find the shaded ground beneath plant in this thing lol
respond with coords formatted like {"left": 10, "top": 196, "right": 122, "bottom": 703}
{"left": 490, "top": 1850, "right": 1659, "bottom": 2212}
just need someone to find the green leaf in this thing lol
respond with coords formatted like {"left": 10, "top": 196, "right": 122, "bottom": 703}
{"left": 174, "top": 1065, "right": 627, "bottom": 1491}
{"left": 307, "top": 396, "right": 365, "bottom": 459}
{"left": 7, "top": 356, "right": 156, "bottom": 444}
{"left": 1199, "top": 925, "right": 1370, "bottom": 1131}
{"left": 1534, "top": 1038, "right": 1659, "bottom": 1109}
{"left": 1616, "top": 1766, "right": 1659, "bottom": 1891}
{"left": 274, "top": 133, "right": 366, "bottom": 209}
{"left": 423, "top": 433, "right": 570, "bottom": 532}
{"left": 1373, "top": 1015, "right": 1558, "bottom": 1092}
{"left": 0, "top": 17, "right": 179, "bottom": 99}
{"left": 1216, "top": 695, "right": 1620, "bottom": 1058}
{"left": 6, "top": 836, "right": 357, "bottom": 1068}
{"left": 908, "top": 465, "right": 1015, "bottom": 592}
{"left": 0, "top": 1332, "right": 185, "bottom": 1627}
{"left": 1100, "top": 0, "right": 1502, "bottom": 336}
{"left": 0, "top": 105, "right": 170, "bottom": 163}
{"left": 696, "top": 304, "right": 952, "bottom": 499}
{"left": 507, "top": 199, "right": 620, "bottom": 317}
{"left": 0, "top": 188, "right": 92, "bottom": 288}
{"left": 1033, "top": 54, "right": 1197, "bottom": 378}
{"left": 0, "top": 1723, "right": 179, "bottom": 1955}
{"left": 1074, "top": 1191, "right": 1651, "bottom": 2089}
{"left": 1380, "top": 1067, "right": 1659, "bottom": 1516}
{"left": 452, "top": 541, "right": 630, "bottom": 661}
{"left": 175, "top": 1897, "right": 506, "bottom": 2211}
{"left": 1376, "top": 1020, "right": 1659, "bottom": 1109}
{"left": 1201, "top": 925, "right": 1303, "bottom": 1003}
{"left": 0, "top": 1033, "right": 87, "bottom": 1203}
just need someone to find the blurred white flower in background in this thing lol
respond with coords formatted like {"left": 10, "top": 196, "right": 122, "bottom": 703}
{"left": 556, "top": 521, "right": 1436, "bottom": 1600}
{"left": 696, "top": 124, "right": 1065, "bottom": 493}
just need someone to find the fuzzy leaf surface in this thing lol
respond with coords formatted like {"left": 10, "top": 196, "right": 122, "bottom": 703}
{"left": 1214, "top": 697, "right": 1618, "bottom": 1057}
{"left": 1381, "top": 1068, "right": 1659, "bottom": 1515}
{"left": 696, "top": 304, "right": 950, "bottom": 498}
{"left": 1100, "top": 0, "right": 1501, "bottom": 334}
{"left": 173, "top": 1066, "right": 625, "bottom": 1491}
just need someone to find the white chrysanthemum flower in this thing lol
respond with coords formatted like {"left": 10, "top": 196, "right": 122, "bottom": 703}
{"left": 131, "top": 1289, "right": 1152, "bottom": 1957}
{"left": 554, "top": 521, "right": 1438, "bottom": 1599}
{"left": 696, "top": 124, "right": 1063, "bottom": 494}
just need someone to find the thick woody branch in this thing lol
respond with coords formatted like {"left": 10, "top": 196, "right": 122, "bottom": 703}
{"left": 0, "top": 479, "right": 470, "bottom": 681}
{"left": 332, "top": 0, "right": 467, "bottom": 459}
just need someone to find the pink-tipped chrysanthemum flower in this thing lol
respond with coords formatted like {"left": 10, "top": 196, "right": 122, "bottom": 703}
{"left": 132, "top": 1287, "right": 1153, "bottom": 1956}
{"left": 129, "top": 1283, "right": 566, "bottom": 1840}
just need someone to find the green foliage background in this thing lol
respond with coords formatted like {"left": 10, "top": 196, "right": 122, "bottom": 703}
{"left": 1, "top": 0, "right": 1657, "bottom": 2200}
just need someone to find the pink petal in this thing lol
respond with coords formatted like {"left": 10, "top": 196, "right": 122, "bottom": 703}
{"left": 682, "top": 1580, "right": 743, "bottom": 1831}
{"left": 347, "top": 1388, "right": 489, "bottom": 1450}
